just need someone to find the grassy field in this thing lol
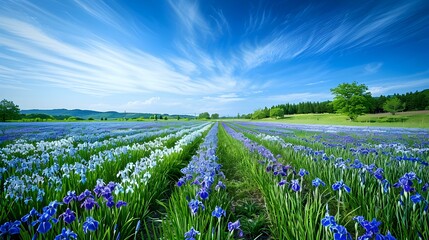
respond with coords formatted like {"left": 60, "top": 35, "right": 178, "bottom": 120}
{"left": 257, "top": 111, "right": 429, "bottom": 128}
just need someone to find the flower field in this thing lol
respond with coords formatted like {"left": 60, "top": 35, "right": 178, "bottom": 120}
{"left": 0, "top": 121, "right": 428, "bottom": 239}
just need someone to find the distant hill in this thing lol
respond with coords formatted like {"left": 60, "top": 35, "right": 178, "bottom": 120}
{"left": 21, "top": 109, "right": 195, "bottom": 120}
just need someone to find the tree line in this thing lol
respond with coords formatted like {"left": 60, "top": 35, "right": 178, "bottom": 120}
{"left": 251, "top": 86, "right": 429, "bottom": 120}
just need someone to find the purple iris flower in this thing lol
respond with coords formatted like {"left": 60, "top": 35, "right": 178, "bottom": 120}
{"left": 291, "top": 179, "right": 300, "bottom": 192}
{"left": 59, "top": 208, "right": 76, "bottom": 224}
{"left": 278, "top": 179, "right": 287, "bottom": 186}
{"left": 63, "top": 191, "right": 77, "bottom": 205}
{"left": 80, "top": 197, "right": 99, "bottom": 210}
{"left": 228, "top": 220, "right": 244, "bottom": 237}
{"left": 77, "top": 189, "right": 93, "bottom": 201}
{"left": 116, "top": 200, "right": 127, "bottom": 208}
{"left": 215, "top": 180, "right": 226, "bottom": 191}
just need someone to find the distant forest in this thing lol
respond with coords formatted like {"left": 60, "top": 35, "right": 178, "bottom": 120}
{"left": 239, "top": 89, "right": 429, "bottom": 119}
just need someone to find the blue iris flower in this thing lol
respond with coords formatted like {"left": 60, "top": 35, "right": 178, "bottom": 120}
{"left": 0, "top": 220, "right": 21, "bottom": 236}
{"left": 188, "top": 199, "right": 205, "bottom": 215}
{"left": 312, "top": 178, "right": 326, "bottom": 188}
{"left": 410, "top": 193, "right": 424, "bottom": 204}
{"left": 332, "top": 180, "right": 351, "bottom": 193}
{"left": 184, "top": 227, "right": 200, "bottom": 240}
{"left": 83, "top": 217, "right": 99, "bottom": 234}
{"left": 211, "top": 206, "right": 226, "bottom": 219}
{"left": 299, "top": 168, "right": 309, "bottom": 177}
{"left": 21, "top": 208, "right": 40, "bottom": 223}
{"left": 54, "top": 228, "right": 77, "bottom": 240}
{"left": 32, "top": 212, "right": 59, "bottom": 234}
{"left": 59, "top": 208, "right": 76, "bottom": 224}
{"left": 291, "top": 179, "right": 300, "bottom": 192}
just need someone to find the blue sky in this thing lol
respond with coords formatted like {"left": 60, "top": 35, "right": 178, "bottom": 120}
{"left": 1, "top": 0, "right": 429, "bottom": 116}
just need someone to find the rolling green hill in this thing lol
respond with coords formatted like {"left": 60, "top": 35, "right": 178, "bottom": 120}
{"left": 20, "top": 109, "right": 194, "bottom": 120}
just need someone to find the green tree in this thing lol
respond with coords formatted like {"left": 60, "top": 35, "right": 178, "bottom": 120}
{"left": 383, "top": 97, "right": 405, "bottom": 115}
{"left": 177, "top": 115, "right": 180, "bottom": 120}
{"left": 198, "top": 112, "right": 210, "bottom": 119}
{"left": 330, "top": 81, "right": 371, "bottom": 121}
{"left": 270, "top": 107, "right": 284, "bottom": 118}
{"left": 0, "top": 99, "right": 20, "bottom": 122}
{"left": 252, "top": 109, "right": 266, "bottom": 119}
{"left": 211, "top": 113, "right": 219, "bottom": 119}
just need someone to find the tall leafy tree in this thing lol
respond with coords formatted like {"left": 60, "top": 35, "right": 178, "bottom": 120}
{"left": 198, "top": 112, "right": 210, "bottom": 119}
{"left": 383, "top": 97, "right": 405, "bottom": 115}
{"left": 0, "top": 99, "right": 20, "bottom": 122}
{"left": 330, "top": 81, "right": 371, "bottom": 121}
{"left": 211, "top": 113, "right": 219, "bottom": 119}
{"left": 270, "top": 107, "right": 284, "bottom": 118}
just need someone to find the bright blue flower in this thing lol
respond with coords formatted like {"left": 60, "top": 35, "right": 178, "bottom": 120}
{"left": 384, "top": 231, "right": 397, "bottom": 240}
{"left": 291, "top": 179, "right": 300, "bottom": 192}
{"left": 83, "top": 217, "right": 99, "bottom": 233}
{"left": 312, "top": 178, "right": 326, "bottom": 187}
{"left": 410, "top": 193, "right": 424, "bottom": 204}
{"left": 177, "top": 177, "right": 186, "bottom": 187}
{"left": 321, "top": 215, "right": 336, "bottom": 227}
{"left": 116, "top": 200, "right": 127, "bottom": 208}
{"left": 393, "top": 177, "right": 414, "bottom": 192}
{"left": 332, "top": 180, "right": 351, "bottom": 193}
{"left": 184, "top": 227, "right": 200, "bottom": 240}
{"left": 32, "top": 212, "right": 58, "bottom": 234}
{"left": 63, "top": 191, "right": 77, "bottom": 204}
{"left": 188, "top": 199, "right": 205, "bottom": 215}
{"left": 0, "top": 220, "right": 21, "bottom": 236}
{"left": 331, "top": 225, "right": 352, "bottom": 240}
{"left": 21, "top": 208, "right": 40, "bottom": 223}
{"left": 54, "top": 228, "right": 77, "bottom": 240}
{"left": 43, "top": 200, "right": 61, "bottom": 216}
{"left": 106, "top": 196, "right": 115, "bottom": 208}
{"left": 59, "top": 208, "right": 76, "bottom": 224}
{"left": 299, "top": 168, "right": 309, "bottom": 177}
{"left": 373, "top": 168, "right": 384, "bottom": 180}
{"left": 211, "top": 206, "right": 226, "bottom": 219}
{"left": 278, "top": 179, "right": 287, "bottom": 186}
{"left": 198, "top": 188, "right": 209, "bottom": 200}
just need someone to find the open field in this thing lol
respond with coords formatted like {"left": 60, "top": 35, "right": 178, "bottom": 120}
{"left": 0, "top": 121, "right": 428, "bottom": 239}
{"left": 257, "top": 111, "right": 429, "bottom": 128}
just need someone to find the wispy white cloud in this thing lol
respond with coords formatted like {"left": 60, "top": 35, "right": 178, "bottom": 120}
{"left": 239, "top": 1, "right": 427, "bottom": 70}
{"left": 364, "top": 63, "right": 383, "bottom": 74}
{"left": 369, "top": 78, "right": 429, "bottom": 95}
{"left": 306, "top": 81, "right": 327, "bottom": 86}
{"left": 0, "top": 15, "right": 244, "bottom": 96}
